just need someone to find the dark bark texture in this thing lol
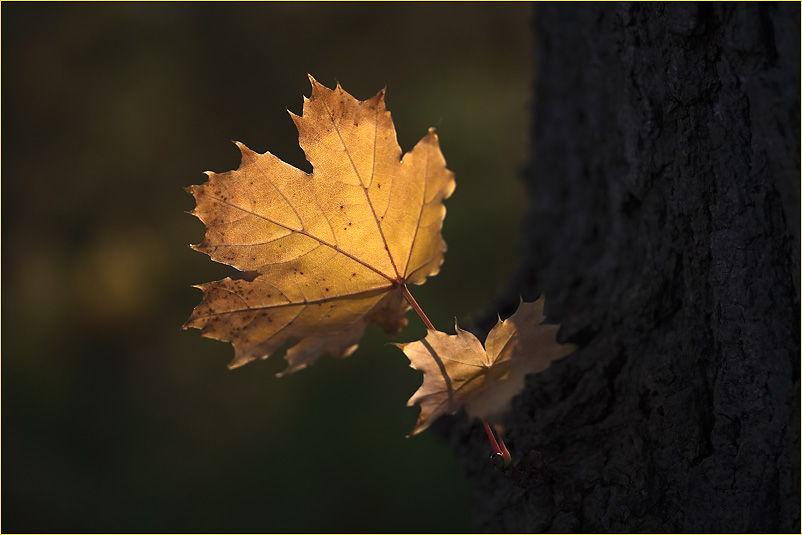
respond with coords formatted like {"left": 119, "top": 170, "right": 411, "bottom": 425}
{"left": 447, "top": 3, "right": 800, "bottom": 532}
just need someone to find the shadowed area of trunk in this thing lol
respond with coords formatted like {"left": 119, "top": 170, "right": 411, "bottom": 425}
{"left": 446, "top": 3, "right": 800, "bottom": 531}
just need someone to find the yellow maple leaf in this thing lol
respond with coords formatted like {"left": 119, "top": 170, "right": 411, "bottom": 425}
{"left": 397, "top": 297, "right": 576, "bottom": 436}
{"left": 183, "top": 76, "right": 455, "bottom": 375}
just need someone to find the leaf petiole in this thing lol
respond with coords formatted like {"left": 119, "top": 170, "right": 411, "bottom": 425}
{"left": 483, "top": 420, "right": 512, "bottom": 468}
{"left": 401, "top": 284, "right": 435, "bottom": 331}
{"left": 483, "top": 420, "right": 502, "bottom": 454}
{"left": 498, "top": 432, "right": 512, "bottom": 466}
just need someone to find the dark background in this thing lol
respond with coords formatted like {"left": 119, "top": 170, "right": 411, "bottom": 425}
{"left": 2, "top": 2, "right": 534, "bottom": 532}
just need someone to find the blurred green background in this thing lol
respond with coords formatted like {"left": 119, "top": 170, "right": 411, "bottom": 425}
{"left": 2, "top": 3, "right": 530, "bottom": 532}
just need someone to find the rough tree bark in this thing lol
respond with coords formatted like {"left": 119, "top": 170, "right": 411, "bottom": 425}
{"left": 446, "top": 3, "right": 800, "bottom": 532}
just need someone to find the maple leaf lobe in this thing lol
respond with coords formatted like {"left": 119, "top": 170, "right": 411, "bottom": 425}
{"left": 184, "top": 76, "right": 454, "bottom": 375}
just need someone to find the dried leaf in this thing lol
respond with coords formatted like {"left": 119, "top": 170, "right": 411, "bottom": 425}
{"left": 397, "top": 297, "right": 575, "bottom": 436}
{"left": 184, "top": 76, "right": 455, "bottom": 375}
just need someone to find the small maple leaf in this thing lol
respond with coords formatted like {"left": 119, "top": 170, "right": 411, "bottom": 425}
{"left": 183, "top": 76, "right": 455, "bottom": 375}
{"left": 397, "top": 297, "right": 576, "bottom": 436}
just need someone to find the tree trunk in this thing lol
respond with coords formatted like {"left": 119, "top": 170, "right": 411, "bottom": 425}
{"left": 448, "top": 3, "right": 800, "bottom": 532}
